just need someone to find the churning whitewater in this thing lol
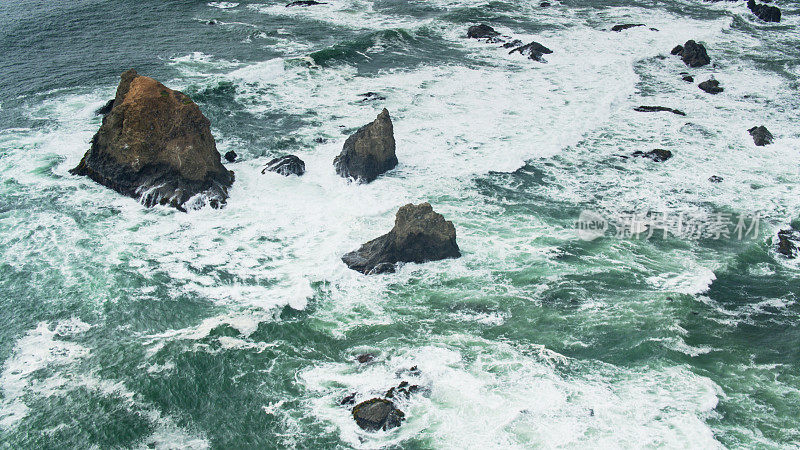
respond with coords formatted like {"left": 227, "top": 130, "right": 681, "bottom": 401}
{"left": 1, "top": 0, "right": 799, "bottom": 448}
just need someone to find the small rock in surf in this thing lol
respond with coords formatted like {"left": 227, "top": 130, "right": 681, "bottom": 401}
{"left": 698, "top": 79, "right": 723, "bottom": 94}
{"left": 352, "top": 398, "right": 405, "bottom": 431}
{"left": 748, "top": 125, "right": 773, "bottom": 146}
{"left": 262, "top": 155, "right": 306, "bottom": 176}
{"left": 632, "top": 149, "right": 673, "bottom": 162}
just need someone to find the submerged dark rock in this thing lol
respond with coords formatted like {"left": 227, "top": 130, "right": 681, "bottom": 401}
{"left": 777, "top": 229, "right": 798, "bottom": 258}
{"left": 224, "top": 150, "right": 237, "bottom": 163}
{"left": 286, "top": 0, "right": 326, "bottom": 6}
{"left": 262, "top": 155, "right": 305, "bottom": 176}
{"left": 709, "top": 175, "right": 724, "bottom": 183}
{"left": 356, "top": 353, "right": 376, "bottom": 364}
{"left": 748, "top": 125, "right": 773, "bottom": 146}
{"left": 634, "top": 106, "right": 686, "bottom": 116}
{"left": 674, "top": 40, "right": 710, "bottom": 67}
{"left": 70, "top": 69, "right": 234, "bottom": 211}
{"left": 467, "top": 24, "right": 501, "bottom": 40}
{"left": 341, "top": 393, "right": 357, "bottom": 406}
{"left": 358, "top": 92, "right": 386, "bottom": 102}
{"left": 509, "top": 41, "right": 553, "bottom": 62}
{"left": 334, "top": 108, "right": 397, "bottom": 183}
{"left": 611, "top": 23, "right": 644, "bottom": 32}
{"left": 748, "top": 0, "right": 781, "bottom": 22}
{"left": 352, "top": 398, "right": 405, "bottom": 431}
{"left": 385, "top": 381, "right": 422, "bottom": 400}
{"left": 342, "top": 202, "right": 460, "bottom": 274}
{"left": 95, "top": 99, "right": 114, "bottom": 116}
{"left": 502, "top": 39, "right": 524, "bottom": 49}
{"left": 632, "top": 149, "right": 673, "bottom": 162}
{"left": 698, "top": 79, "right": 723, "bottom": 94}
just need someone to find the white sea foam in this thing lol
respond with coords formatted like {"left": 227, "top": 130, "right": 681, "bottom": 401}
{"left": 301, "top": 337, "right": 724, "bottom": 448}
{"left": 2, "top": 1, "right": 798, "bottom": 445}
{"left": 208, "top": 2, "right": 239, "bottom": 9}
{"left": 0, "top": 321, "right": 90, "bottom": 429}
{"left": 647, "top": 266, "right": 717, "bottom": 295}
{"left": 247, "top": 0, "right": 431, "bottom": 32}
{"left": 0, "top": 322, "right": 209, "bottom": 444}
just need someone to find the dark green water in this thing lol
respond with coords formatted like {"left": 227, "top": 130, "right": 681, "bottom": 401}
{"left": 1, "top": 0, "right": 799, "bottom": 448}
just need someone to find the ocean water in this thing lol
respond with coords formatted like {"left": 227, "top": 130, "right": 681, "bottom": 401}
{"left": 1, "top": 0, "right": 799, "bottom": 448}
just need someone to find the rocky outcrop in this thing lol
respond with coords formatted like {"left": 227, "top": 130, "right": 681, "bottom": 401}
{"left": 509, "top": 41, "right": 553, "bottom": 62}
{"left": 352, "top": 399, "right": 405, "bottom": 431}
{"left": 709, "top": 175, "right": 724, "bottom": 183}
{"left": 342, "top": 202, "right": 460, "bottom": 274}
{"left": 466, "top": 25, "right": 553, "bottom": 63}
{"left": 748, "top": 0, "right": 781, "bottom": 22}
{"left": 611, "top": 24, "right": 644, "bottom": 32}
{"left": 632, "top": 149, "right": 673, "bottom": 162}
{"left": 262, "top": 155, "right": 305, "bottom": 176}
{"left": 673, "top": 40, "right": 710, "bottom": 67}
{"left": 634, "top": 106, "right": 686, "bottom": 116}
{"left": 748, "top": 126, "right": 773, "bottom": 146}
{"left": 698, "top": 79, "right": 723, "bottom": 94}
{"left": 467, "top": 24, "right": 501, "bottom": 40}
{"left": 384, "top": 380, "right": 422, "bottom": 400}
{"left": 224, "top": 150, "right": 237, "bottom": 162}
{"left": 286, "top": 0, "right": 326, "bottom": 6}
{"left": 334, "top": 109, "right": 397, "bottom": 183}
{"left": 70, "top": 69, "right": 234, "bottom": 211}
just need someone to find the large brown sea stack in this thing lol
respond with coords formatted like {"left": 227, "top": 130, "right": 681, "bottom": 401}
{"left": 71, "top": 69, "right": 234, "bottom": 211}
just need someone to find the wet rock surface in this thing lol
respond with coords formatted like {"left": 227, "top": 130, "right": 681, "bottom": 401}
{"left": 634, "top": 106, "right": 686, "bottom": 116}
{"left": 777, "top": 229, "right": 799, "bottom": 258}
{"left": 70, "top": 69, "right": 234, "bottom": 211}
{"left": 286, "top": 0, "right": 326, "bottom": 6}
{"left": 699, "top": 79, "right": 723, "bottom": 94}
{"left": 611, "top": 23, "right": 644, "bottom": 32}
{"left": 467, "top": 24, "right": 553, "bottom": 62}
{"left": 673, "top": 40, "right": 710, "bottom": 67}
{"left": 262, "top": 155, "right": 306, "bottom": 176}
{"left": 748, "top": 125, "right": 773, "bottom": 146}
{"left": 748, "top": 0, "right": 781, "bottom": 22}
{"left": 358, "top": 92, "right": 386, "bottom": 102}
{"left": 632, "top": 149, "right": 673, "bottom": 162}
{"left": 467, "top": 24, "right": 501, "bottom": 40}
{"left": 352, "top": 398, "right": 405, "bottom": 431}
{"left": 508, "top": 41, "right": 553, "bottom": 62}
{"left": 95, "top": 99, "right": 114, "bottom": 116}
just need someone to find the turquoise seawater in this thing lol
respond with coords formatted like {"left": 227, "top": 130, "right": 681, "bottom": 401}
{"left": 1, "top": 0, "right": 799, "bottom": 448}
